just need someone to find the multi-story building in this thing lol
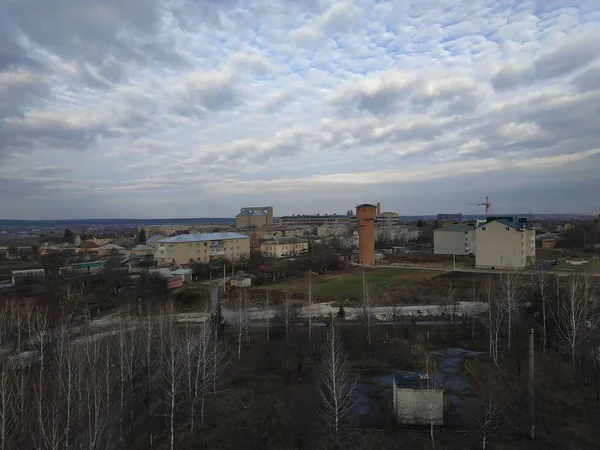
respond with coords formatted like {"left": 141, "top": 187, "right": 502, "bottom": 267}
{"left": 260, "top": 237, "right": 309, "bottom": 258}
{"left": 317, "top": 223, "right": 348, "bottom": 238}
{"left": 433, "top": 224, "right": 475, "bottom": 255}
{"left": 279, "top": 214, "right": 349, "bottom": 227}
{"left": 235, "top": 207, "right": 274, "bottom": 229}
{"left": 475, "top": 219, "right": 535, "bottom": 269}
{"left": 377, "top": 225, "right": 421, "bottom": 243}
{"left": 156, "top": 232, "right": 250, "bottom": 265}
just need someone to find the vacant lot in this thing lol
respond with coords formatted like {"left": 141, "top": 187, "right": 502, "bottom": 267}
{"left": 266, "top": 267, "right": 440, "bottom": 299}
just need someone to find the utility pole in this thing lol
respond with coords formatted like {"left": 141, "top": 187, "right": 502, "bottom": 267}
{"left": 529, "top": 327, "right": 535, "bottom": 440}
{"left": 223, "top": 263, "right": 226, "bottom": 292}
{"left": 453, "top": 253, "right": 456, "bottom": 270}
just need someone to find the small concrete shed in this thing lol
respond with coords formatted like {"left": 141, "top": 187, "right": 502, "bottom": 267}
{"left": 230, "top": 274, "right": 252, "bottom": 288}
{"left": 393, "top": 371, "right": 444, "bottom": 426}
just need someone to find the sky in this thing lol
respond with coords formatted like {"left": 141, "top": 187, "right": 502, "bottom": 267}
{"left": 1, "top": 0, "right": 600, "bottom": 219}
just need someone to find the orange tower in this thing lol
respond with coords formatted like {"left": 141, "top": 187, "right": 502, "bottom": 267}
{"left": 356, "top": 203, "right": 377, "bottom": 266}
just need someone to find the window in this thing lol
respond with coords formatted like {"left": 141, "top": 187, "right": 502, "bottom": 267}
{"left": 506, "top": 227, "right": 510, "bottom": 231}
{"left": 482, "top": 227, "right": 486, "bottom": 231}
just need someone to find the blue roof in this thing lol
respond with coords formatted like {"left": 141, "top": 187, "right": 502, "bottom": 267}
{"left": 146, "top": 234, "right": 165, "bottom": 243}
{"left": 158, "top": 232, "right": 249, "bottom": 243}
{"left": 476, "top": 219, "right": 524, "bottom": 230}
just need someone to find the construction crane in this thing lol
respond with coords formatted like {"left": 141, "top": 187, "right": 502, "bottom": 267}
{"left": 468, "top": 196, "right": 491, "bottom": 220}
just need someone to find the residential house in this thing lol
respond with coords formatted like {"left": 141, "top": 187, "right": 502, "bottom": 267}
{"left": 475, "top": 219, "right": 536, "bottom": 269}
{"left": 145, "top": 234, "right": 165, "bottom": 250}
{"left": 129, "top": 244, "right": 155, "bottom": 258}
{"left": 434, "top": 224, "right": 475, "bottom": 255}
{"left": 155, "top": 232, "right": 250, "bottom": 265}
{"left": 260, "top": 237, "right": 309, "bottom": 258}
{"left": 11, "top": 269, "right": 45, "bottom": 285}
{"left": 69, "top": 261, "right": 106, "bottom": 274}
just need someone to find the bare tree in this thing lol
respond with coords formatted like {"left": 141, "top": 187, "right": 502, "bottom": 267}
{"left": 159, "top": 311, "right": 184, "bottom": 450}
{"left": 264, "top": 288, "right": 271, "bottom": 342}
{"left": 305, "top": 271, "right": 314, "bottom": 341}
{"left": 552, "top": 275, "right": 598, "bottom": 370}
{"left": 234, "top": 288, "right": 245, "bottom": 360}
{"left": 484, "top": 277, "right": 505, "bottom": 369}
{"left": 0, "top": 365, "right": 15, "bottom": 450}
{"left": 422, "top": 356, "right": 440, "bottom": 449}
{"left": 361, "top": 269, "right": 373, "bottom": 345}
{"left": 317, "top": 315, "right": 355, "bottom": 441}
{"left": 282, "top": 290, "right": 293, "bottom": 343}
{"left": 441, "top": 282, "right": 458, "bottom": 336}
{"left": 476, "top": 382, "right": 506, "bottom": 450}
{"left": 535, "top": 271, "right": 551, "bottom": 353}
{"left": 501, "top": 272, "right": 521, "bottom": 349}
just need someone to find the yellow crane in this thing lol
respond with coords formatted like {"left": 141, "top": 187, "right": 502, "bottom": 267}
{"left": 468, "top": 196, "right": 491, "bottom": 221}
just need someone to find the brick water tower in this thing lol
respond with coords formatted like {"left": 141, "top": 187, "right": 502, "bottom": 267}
{"left": 356, "top": 203, "right": 377, "bottom": 266}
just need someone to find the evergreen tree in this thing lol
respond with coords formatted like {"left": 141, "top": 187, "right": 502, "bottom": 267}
{"left": 139, "top": 227, "right": 147, "bottom": 243}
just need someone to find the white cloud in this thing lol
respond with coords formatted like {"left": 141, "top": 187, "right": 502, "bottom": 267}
{"left": 2, "top": 0, "right": 600, "bottom": 218}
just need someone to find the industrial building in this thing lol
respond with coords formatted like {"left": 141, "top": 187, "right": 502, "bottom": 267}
{"left": 393, "top": 372, "right": 444, "bottom": 426}
{"left": 279, "top": 214, "right": 349, "bottom": 227}
{"left": 235, "top": 206, "right": 274, "bottom": 229}
{"left": 357, "top": 204, "right": 377, "bottom": 266}
{"left": 475, "top": 218, "right": 535, "bottom": 269}
{"left": 260, "top": 237, "right": 309, "bottom": 258}
{"left": 433, "top": 224, "right": 475, "bottom": 255}
{"left": 156, "top": 232, "right": 250, "bottom": 265}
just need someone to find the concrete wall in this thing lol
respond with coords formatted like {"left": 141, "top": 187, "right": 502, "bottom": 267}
{"left": 393, "top": 387, "right": 444, "bottom": 426}
{"left": 434, "top": 230, "right": 470, "bottom": 255}
{"left": 475, "top": 220, "right": 526, "bottom": 269}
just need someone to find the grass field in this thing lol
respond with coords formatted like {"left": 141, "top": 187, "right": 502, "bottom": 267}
{"left": 269, "top": 267, "right": 439, "bottom": 298}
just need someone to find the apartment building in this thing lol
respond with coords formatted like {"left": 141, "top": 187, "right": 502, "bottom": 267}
{"left": 434, "top": 224, "right": 475, "bottom": 255}
{"left": 260, "top": 237, "right": 309, "bottom": 258}
{"left": 279, "top": 214, "right": 349, "bottom": 227}
{"left": 317, "top": 223, "right": 349, "bottom": 238}
{"left": 156, "top": 232, "right": 250, "bottom": 265}
{"left": 475, "top": 219, "right": 535, "bottom": 269}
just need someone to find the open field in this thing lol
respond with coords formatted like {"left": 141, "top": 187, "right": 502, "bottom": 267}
{"left": 264, "top": 267, "right": 440, "bottom": 299}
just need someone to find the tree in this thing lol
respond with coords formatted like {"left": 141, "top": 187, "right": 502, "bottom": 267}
{"left": 416, "top": 219, "right": 426, "bottom": 228}
{"left": 64, "top": 228, "right": 74, "bottom": 239}
{"left": 317, "top": 316, "right": 355, "bottom": 441}
{"left": 264, "top": 288, "right": 271, "bottom": 342}
{"left": 138, "top": 227, "right": 147, "bottom": 243}
{"left": 305, "top": 272, "right": 315, "bottom": 341}
{"left": 360, "top": 269, "right": 373, "bottom": 345}
{"left": 552, "top": 275, "right": 598, "bottom": 370}
{"left": 535, "top": 271, "right": 551, "bottom": 353}
{"left": 501, "top": 272, "right": 521, "bottom": 349}
{"left": 485, "top": 277, "right": 505, "bottom": 369}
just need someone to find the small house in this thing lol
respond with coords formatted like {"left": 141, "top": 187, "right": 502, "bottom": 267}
{"left": 393, "top": 371, "right": 444, "bottom": 426}
{"left": 171, "top": 268, "right": 193, "bottom": 283}
{"left": 230, "top": 274, "right": 252, "bottom": 288}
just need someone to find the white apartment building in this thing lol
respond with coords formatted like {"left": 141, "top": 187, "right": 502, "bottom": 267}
{"left": 475, "top": 219, "right": 535, "bottom": 269}
{"left": 433, "top": 224, "right": 475, "bottom": 255}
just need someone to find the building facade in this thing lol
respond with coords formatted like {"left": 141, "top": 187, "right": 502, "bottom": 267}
{"left": 260, "top": 237, "right": 308, "bottom": 258}
{"left": 279, "top": 214, "right": 349, "bottom": 227}
{"left": 317, "top": 223, "right": 348, "bottom": 238}
{"left": 156, "top": 232, "right": 250, "bottom": 265}
{"left": 475, "top": 219, "right": 536, "bottom": 269}
{"left": 235, "top": 206, "right": 274, "bottom": 229}
{"left": 433, "top": 224, "right": 475, "bottom": 255}
{"left": 357, "top": 204, "right": 377, "bottom": 266}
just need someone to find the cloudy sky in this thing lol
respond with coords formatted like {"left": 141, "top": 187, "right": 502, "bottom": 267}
{"left": 1, "top": 0, "right": 600, "bottom": 219}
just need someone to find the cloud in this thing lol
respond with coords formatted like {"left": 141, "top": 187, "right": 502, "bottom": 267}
{"left": 2, "top": 0, "right": 600, "bottom": 218}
